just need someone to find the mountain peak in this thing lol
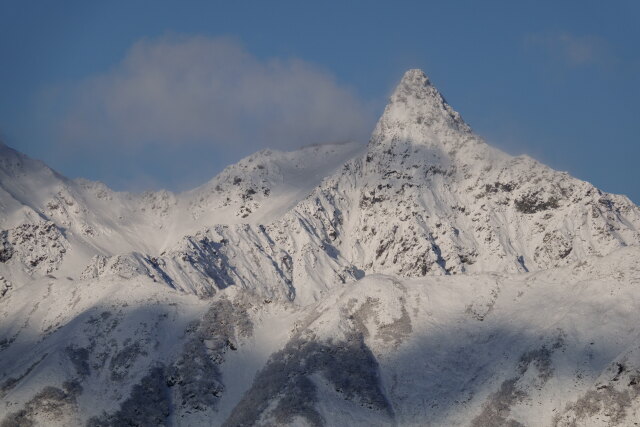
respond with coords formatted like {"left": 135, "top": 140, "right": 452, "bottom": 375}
{"left": 398, "top": 68, "right": 431, "bottom": 87}
{"left": 369, "top": 69, "right": 471, "bottom": 148}
{"left": 391, "top": 68, "right": 437, "bottom": 103}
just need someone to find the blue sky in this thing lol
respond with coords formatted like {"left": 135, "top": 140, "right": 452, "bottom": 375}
{"left": 1, "top": 1, "right": 639, "bottom": 202}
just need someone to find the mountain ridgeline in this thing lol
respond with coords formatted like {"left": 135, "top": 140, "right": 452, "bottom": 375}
{"left": 2, "top": 70, "right": 640, "bottom": 426}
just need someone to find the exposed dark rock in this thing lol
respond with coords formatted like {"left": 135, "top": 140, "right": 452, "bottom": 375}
{"left": 514, "top": 193, "right": 559, "bottom": 214}
{"left": 0, "top": 231, "right": 12, "bottom": 262}
{"left": 65, "top": 346, "right": 91, "bottom": 378}
{"left": 224, "top": 332, "right": 392, "bottom": 427}
{"left": 1, "top": 381, "right": 82, "bottom": 427}
{"left": 472, "top": 334, "right": 565, "bottom": 426}
{"left": 87, "top": 366, "right": 170, "bottom": 427}
{"left": 167, "top": 296, "right": 253, "bottom": 413}
{"left": 109, "top": 341, "right": 147, "bottom": 382}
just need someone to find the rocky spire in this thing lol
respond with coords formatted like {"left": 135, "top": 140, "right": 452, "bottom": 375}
{"left": 369, "top": 69, "right": 471, "bottom": 147}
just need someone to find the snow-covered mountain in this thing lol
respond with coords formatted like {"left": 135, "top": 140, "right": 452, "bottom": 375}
{"left": 2, "top": 69, "right": 640, "bottom": 426}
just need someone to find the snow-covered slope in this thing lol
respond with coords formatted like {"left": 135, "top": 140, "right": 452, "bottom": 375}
{"left": 2, "top": 247, "right": 640, "bottom": 426}
{"left": 1, "top": 69, "right": 640, "bottom": 426}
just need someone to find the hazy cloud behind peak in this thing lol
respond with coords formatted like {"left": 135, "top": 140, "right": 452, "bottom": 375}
{"left": 49, "top": 35, "right": 374, "bottom": 189}
{"left": 60, "top": 35, "right": 374, "bottom": 150}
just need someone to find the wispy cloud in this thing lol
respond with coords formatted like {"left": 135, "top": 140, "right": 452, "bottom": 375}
{"left": 56, "top": 35, "right": 374, "bottom": 153}
{"left": 525, "top": 31, "right": 614, "bottom": 67}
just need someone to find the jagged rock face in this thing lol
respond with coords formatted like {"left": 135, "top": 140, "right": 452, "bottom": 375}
{"left": 283, "top": 69, "right": 640, "bottom": 282}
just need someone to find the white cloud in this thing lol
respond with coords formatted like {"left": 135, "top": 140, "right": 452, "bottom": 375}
{"left": 59, "top": 35, "right": 374, "bottom": 152}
